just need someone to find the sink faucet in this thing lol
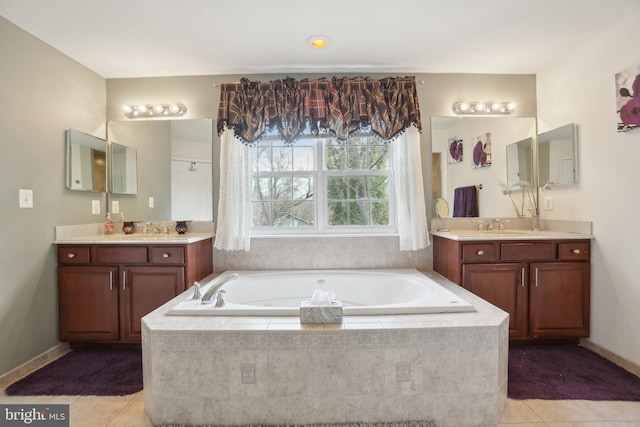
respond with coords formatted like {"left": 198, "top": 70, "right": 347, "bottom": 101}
{"left": 201, "top": 273, "right": 239, "bottom": 306}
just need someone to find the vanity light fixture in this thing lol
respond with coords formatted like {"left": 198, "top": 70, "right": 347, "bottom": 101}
{"left": 123, "top": 103, "right": 187, "bottom": 119}
{"left": 452, "top": 101, "right": 515, "bottom": 115}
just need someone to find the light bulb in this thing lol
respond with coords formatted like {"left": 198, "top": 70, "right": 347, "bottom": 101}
{"left": 138, "top": 105, "right": 148, "bottom": 113}
{"left": 459, "top": 102, "right": 469, "bottom": 112}
{"left": 123, "top": 105, "right": 133, "bottom": 114}
{"left": 475, "top": 103, "right": 486, "bottom": 112}
{"left": 153, "top": 105, "right": 164, "bottom": 114}
{"left": 169, "top": 104, "right": 181, "bottom": 113}
{"left": 491, "top": 102, "right": 501, "bottom": 111}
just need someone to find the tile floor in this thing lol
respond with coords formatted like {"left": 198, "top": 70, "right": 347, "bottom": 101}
{"left": 1, "top": 389, "right": 640, "bottom": 427}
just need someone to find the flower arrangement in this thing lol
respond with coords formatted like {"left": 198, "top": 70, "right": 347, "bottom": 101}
{"left": 500, "top": 181, "right": 537, "bottom": 218}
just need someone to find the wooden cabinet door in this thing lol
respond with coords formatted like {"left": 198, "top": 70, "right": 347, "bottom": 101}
{"left": 462, "top": 263, "right": 528, "bottom": 339}
{"left": 121, "top": 266, "right": 185, "bottom": 342}
{"left": 58, "top": 266, "right": 119, "bottom": 341}
{"left": 529, "top": 262, "right": 590, "bottom": 338}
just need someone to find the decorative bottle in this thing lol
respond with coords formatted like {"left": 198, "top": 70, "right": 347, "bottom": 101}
{"left": 104, "top": 213, "right": 115, "bottom": 234}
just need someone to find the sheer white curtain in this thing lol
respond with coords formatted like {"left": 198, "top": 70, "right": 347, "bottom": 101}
{"left": 392, "top": 126, "right": 430, "bottom": 251}
{"left": 214, "top": 129, "right": 251, "bottom": 251}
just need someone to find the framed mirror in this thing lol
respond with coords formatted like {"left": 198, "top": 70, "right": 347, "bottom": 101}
{"left": 110, "top": 142, "right": 138, "bottom": 195}
{"left": 537, "top": 123, "right": 577, "bottom": 186}
{"left": 431, "top": 117, "right": 536, "bottom": 218}
{"left": 66, "top": 128, "right": 107, "bottom": 192}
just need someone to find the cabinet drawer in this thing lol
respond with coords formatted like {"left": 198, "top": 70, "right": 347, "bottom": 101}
{"left": 95, "top": 246, "right": 148, "bottom": 264}
{"left": 57, "top": 246, "right": 90, "bottom": 264}
{"left": 150, "top": 246, "right": 185, "bottom": 264}
{"left": 501, "top": 242, "right": 554, "bottom": 261}
{"left": 558, "top": 242, "right": 590, "bottom": 261}
{"left": 462, "top": 243, "right": 499, "bottom": 262}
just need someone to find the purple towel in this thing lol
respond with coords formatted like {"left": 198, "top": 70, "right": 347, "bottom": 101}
{"left": 453, "top": 186, "right": 479, "bottom": 217}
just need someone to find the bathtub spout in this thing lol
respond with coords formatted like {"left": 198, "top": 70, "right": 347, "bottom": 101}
{"left": 201, "top": 273, "right": 238, "bottom": 306}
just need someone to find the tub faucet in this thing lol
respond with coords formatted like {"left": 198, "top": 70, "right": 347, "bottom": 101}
{"left": 201, "top": 273, "right": 239, "bottom": 306}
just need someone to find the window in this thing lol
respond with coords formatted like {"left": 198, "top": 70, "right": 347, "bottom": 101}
{"left": 249, "top": 134, "right": 395, "bottom": 234}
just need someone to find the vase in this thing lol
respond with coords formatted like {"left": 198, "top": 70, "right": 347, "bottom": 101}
{"left": 122, "top": 221, "right": 135, "bottom": 234}
{"left": 175, "top": 221, "right": 188, "bottom": 234}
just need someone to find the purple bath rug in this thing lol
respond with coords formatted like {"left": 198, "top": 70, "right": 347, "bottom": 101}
{"left": 508, "top": 344, "right": 640, "bottom": 400}
{"left": 5, "top": 348, "right": 142, "bottom": 396}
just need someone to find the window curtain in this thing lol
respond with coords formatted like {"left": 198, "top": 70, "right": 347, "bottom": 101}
{"left": 393, "top": 126, "right": 430, "bottom": 251}
{"left": 214, "top": 129, "right": 251, "bottom": 251}
{"left": 217, "top": 76, "right": 422, "bottom": 144}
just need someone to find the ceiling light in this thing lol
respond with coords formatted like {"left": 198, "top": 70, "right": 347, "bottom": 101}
{"left": 452, "top": 101, "right": 515, "bottom": 115}
{"left": 307, "top": 35, "right": 330, "bottom": 49}
{"left": 123, "top": 103, "right": 187, "bottom": 119}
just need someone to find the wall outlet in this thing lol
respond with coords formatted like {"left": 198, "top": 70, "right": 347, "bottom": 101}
{"left": 92, "top": 200, "right": 101, "bottom": 214}
{"left": 112, "top": 200, "right": 120, "bottom": 214}
{"left": 19, "top": 189, "right": 34, "bottom": 208}
{"left": 396, "top": 362, "right": 411, "bottom": 382}
{"left": 148, "top": 197, "right": 155, "bottom": 208}
{"left": 544, "top": 195, "right": 553, "bottom": 211}
{"left": 240, "top": 363, "right": 256, "bottom": 384}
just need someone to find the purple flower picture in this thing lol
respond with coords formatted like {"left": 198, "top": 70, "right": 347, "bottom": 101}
{"left": 448, "top": 136, "right": 463, "bottom": 163}
{"left": 615, "top": 65, "right": 640, "bottom": 132}
{"left": 472, "top": 134, "right": 491, "bottom": 168}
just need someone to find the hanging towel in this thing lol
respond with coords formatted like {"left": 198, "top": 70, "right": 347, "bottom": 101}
{"left": 453, "top": 186, "right": 479, "bottom": 217}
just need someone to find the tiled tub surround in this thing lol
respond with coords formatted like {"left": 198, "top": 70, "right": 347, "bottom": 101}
{"left": 142, "top": 271, "right": 509, "bottom": 426}
{"left": 213, "top": 235, "right": 433, "bottom": 273}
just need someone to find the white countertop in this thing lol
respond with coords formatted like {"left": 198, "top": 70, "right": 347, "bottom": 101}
{"left": 431, "top": 229, "right": 593, "bottom": 241}
{"left": 54, "top": 232, "right": 215, "bottom": 245}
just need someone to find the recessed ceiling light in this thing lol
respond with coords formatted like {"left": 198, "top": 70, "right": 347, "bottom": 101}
{"left": 307, "top": 35, "right": 330, "bottom": 49}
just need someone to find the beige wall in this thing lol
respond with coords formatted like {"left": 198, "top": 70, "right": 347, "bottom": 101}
{"left": 537, "top": 10, "right": 640, "bottom": 366}
{"left": 0, "top": 16, "right": 106, "bottom": 375}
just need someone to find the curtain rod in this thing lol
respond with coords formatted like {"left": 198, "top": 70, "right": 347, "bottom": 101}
{"left": 213, "top": 79, "right": 424, "bottom": 88}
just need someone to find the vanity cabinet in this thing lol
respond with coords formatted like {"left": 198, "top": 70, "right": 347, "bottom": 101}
{"left": 433, "top": 236, "right": 590, "bottom": 341}
{"left": 57, "top": 238, "right": 212, "bottom": 344}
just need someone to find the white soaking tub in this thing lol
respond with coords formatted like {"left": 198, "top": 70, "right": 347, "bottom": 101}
{"left": 168, "top": 268, "right": 474, "bottom": 316}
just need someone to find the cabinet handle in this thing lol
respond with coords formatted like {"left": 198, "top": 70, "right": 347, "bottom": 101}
{"left": 535, "top": 268, "right": 539, "bottom": 287}
{"left": 67, "top": 253, "right": 76, "bottom": 259}
{"left": 477, "top": 250, "right": 484, "bottom": 255}
{"left": 572, "top": 249, "right": 581, "bottom": 254}
{"left": 521, "top": 267, "right": 525, "bottom": 288}
{"left": 109, "top": 271, "right": 113, "bottom": 291}
{"left": 162, "top": 253, "right": 170, "bottom": 258}
{"left": 122, "top": 271, "right": 127, "bottom": 290}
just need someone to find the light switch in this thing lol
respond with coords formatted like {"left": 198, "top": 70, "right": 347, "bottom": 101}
{"left": 19, "top": 189, "right": 33, "bottom": 208}
{"left": 92, "top": 200, "right": 101, "bottom": 214}
{"left": 148, "top": 197, "right": 155, "bottom": 208}
{"left": 112, "top": 200, "right": 120, "bottom": 214}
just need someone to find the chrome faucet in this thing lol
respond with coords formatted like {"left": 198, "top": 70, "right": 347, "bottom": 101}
{"left": 201, "top": 273, "right": 239, "bottom": 306}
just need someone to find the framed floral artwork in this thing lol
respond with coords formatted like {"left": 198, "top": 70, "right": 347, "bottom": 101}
{"left": 615, "top": 65, "right": 640, "bottom": 132}
{"left": 448, "top": 136, "right": 463, "bottom": 163}
{"left": 472, "top": 132, "right": 492, "bottom": 168}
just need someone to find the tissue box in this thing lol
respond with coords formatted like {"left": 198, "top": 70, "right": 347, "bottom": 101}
{"left": 300, "top": 301, "right": 343, "bottom": 324}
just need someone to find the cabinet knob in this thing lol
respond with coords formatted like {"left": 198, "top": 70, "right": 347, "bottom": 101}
{"left": 67, "top": 253, "right": 76, "bottom": 259}
{"left": 477, "top": 250, "right": 484, "bottom": 255}
{"left": 162, "top": 253, "right": 170, "bottom": 258}
{"left": 572, "top": 249, "right": 581, "bottom": 254}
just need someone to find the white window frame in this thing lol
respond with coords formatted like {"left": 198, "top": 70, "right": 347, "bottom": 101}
{"left": 250, "top": 134, "right": 397, "bottom": 236}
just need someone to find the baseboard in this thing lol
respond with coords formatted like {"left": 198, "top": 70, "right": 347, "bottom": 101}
{"left": 0, "top": 342, "right": 70, "bottom": 389}
{"left": 580, "top": 338, "right": 640, "bottom": 378}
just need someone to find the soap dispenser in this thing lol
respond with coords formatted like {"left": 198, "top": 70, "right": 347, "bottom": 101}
{"left": 104, "top": 213, "right": 115, "bottom": 234}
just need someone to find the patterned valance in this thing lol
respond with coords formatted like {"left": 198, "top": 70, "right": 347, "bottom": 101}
{"left": 216, "top": 76, "right": 422, "bottom": 144}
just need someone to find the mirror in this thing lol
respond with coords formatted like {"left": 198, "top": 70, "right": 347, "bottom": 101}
{"left": 537, "top": 123, "right": 577, "bottom": 186}
{"left": 110, "top": 142, "right": 138, "bottom": 194}
{"left": 107, "top": 119, "right": 213, "bottom": 221}
{"left": 506, "top": 137, "right": 534, "bottom": 188}
{"left": 431, "top": 117, "right": 536, "bottom": 217}
{"left": 66, "top": 128, "right": 107, "bottom": 192}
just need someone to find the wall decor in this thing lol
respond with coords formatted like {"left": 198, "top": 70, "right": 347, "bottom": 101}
{"left": 473, "top": 132, "right": 492, "bottom": 168}
{"left": 615, "top": 65, "right": 640, "bottom": 132}
{"left": 448, "top": 136, "right": 463, "bottom": 163}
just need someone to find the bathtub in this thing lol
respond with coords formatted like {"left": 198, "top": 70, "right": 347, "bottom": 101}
{"left": 168, "top": 268, "right": 474, "bottom": 316}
